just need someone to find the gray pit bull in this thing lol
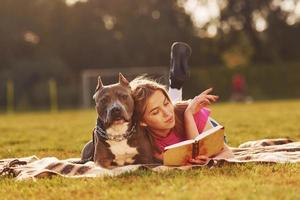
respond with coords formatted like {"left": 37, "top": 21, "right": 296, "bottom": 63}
{"left": 79, "top": 73, "right": 153, "bottom": 168}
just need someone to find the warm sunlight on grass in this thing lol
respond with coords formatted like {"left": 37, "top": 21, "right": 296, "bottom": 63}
{"left": 1, "top": 100, "right": 300, "bottom": 199}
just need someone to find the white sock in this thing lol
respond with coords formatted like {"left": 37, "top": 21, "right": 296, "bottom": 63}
{"left": 168, "top": 87, "right": 182, "bottom": 102}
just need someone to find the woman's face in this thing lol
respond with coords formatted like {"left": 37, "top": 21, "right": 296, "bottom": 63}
{"left": 141, "top": 90, "right": 175, "bottom": 136}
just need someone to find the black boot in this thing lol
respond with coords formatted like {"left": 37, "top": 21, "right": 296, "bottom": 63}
{"left": 169, "top": 42, "right": 192, "bottom": 89}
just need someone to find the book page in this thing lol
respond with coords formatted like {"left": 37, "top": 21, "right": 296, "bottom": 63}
{"left": 163, "top": 143, "right": 193, "bottom": 165}
{"left": 194, "top": 125, "right": 223, "bottom": 141}
{"left": 164, "top": 139, "right": 194, "bottom": 150}
{"left": 198, "top": 127, "right": 225, "bottom": 157}
{"left": 163, "top": 125, "right": 225, "bottom": 165}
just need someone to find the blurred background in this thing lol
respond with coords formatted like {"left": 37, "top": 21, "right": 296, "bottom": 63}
{"left": 1, "top": 0, "right": 300, "bottom": 112}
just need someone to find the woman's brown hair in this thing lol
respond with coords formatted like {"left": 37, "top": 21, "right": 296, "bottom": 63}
{"left": 130, "top": 76, "right": 188, "bottom": 154}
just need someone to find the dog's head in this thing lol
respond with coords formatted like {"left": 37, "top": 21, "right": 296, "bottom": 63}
{"left": 93, "top": 73, "right": 134, "bottom": 129}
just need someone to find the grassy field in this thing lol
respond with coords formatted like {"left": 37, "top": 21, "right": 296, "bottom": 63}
{"left": 1, "top": 100, "right": 300, "bottom": 200}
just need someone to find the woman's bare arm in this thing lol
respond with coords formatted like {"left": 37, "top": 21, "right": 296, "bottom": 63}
{"left": 184, "top": 111, "right": 199, "bottom": 139}
{"left": 184, "top": 88, "right": 218, "bottom": 139}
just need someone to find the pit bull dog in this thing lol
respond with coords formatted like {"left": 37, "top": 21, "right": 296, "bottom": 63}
{"left": 79, "top": 73, "right": 153, "bottom": 168}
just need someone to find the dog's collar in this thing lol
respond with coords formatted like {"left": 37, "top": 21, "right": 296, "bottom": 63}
{"left": 94, "top": 120, "right": 136, "bottom": 142}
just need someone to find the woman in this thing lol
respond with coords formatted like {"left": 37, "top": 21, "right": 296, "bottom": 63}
{"left": 130, "top": 77, "right": 233, "bottom": 164}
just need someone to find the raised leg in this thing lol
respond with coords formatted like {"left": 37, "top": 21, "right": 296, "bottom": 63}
{"left": 168, "top": 42, "right": 192, "bottom": 102}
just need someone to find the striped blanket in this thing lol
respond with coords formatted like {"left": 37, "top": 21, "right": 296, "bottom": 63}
{"left": 1, "top": 138, "right": 300, "bottom": 181}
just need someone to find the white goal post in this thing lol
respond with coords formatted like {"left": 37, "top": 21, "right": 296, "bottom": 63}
{"left": 81, "top": 67, "right": 169, "bottom": 108}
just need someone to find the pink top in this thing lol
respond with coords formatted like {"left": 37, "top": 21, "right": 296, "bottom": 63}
{"left": 153, "top": 108, "right": 211, "bottom": 152}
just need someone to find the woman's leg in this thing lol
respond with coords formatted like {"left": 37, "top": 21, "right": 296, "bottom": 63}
{"left": 168, "top": 42, "right": 191, "bottom": 102}
{"left": 168, "top": 87, "right": 182, "bottom": 102}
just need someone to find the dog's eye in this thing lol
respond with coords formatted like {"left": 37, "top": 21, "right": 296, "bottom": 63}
{"left": 120, "top": 94, "right": 128, "bottom": 100}
{"left": 100, "top": 96, "right": 110, "bottom": 104}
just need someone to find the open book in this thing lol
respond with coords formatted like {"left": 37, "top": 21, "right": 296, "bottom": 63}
{"left": 163, "top": 125, "right": 225, "bottom": 166}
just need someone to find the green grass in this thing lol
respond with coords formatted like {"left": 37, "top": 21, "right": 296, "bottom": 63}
{"left": 1, "top": 100, "right": 300, "bottom": 200}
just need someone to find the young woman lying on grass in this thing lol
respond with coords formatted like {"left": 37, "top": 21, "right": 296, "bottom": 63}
{"left": 130, "top": 77, "right": 234, "bottom": 164}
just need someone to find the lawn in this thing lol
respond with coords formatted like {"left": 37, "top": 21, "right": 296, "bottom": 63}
{"left": 1, "top": 100, "right": 300, "bottom": 200}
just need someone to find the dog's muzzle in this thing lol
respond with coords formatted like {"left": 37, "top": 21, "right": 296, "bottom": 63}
{"left": 106, "top": 105, "right": 130, "bottom": 127}
{"left": 110, "top": 107, "right": 123, "bottom": 120}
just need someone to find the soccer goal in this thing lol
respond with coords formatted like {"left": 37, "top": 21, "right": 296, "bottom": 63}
{"left": 81, "top": 66, "right": 169, "bottom": 108}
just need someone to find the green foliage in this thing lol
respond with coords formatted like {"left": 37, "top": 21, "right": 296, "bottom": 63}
{"left": 218, "top": 0, "right": 300, "bottom": 62}
{"left": 0, "top": 0, "right": 197, "bottom": 110}
{"left": 0, "top": 56, "right": 76, "bottom": 110}
{"left": 184, "top": 63, "right": 300, "bottom": 100}
{"left": 221, "top": 32, "right": 254, "bottom": 68}
{"left": 1, "top": 0, "right": 300, "bottom": 110}
{"left": 1, "top": 100, "right": 300, "bottom": 199}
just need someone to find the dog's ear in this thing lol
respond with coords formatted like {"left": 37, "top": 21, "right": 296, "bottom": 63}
{"left": 95, "top": 76, "right": 103, "bottom": 92}
{"left": 119, "top": 73, "right": 129, "bottom": 87}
